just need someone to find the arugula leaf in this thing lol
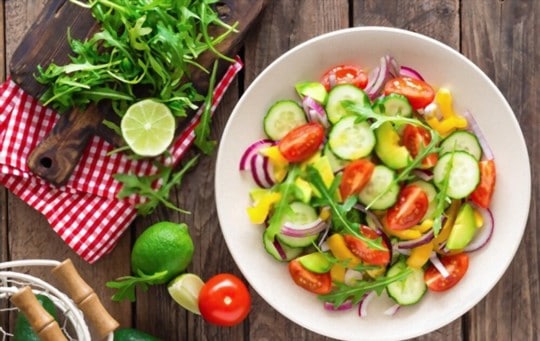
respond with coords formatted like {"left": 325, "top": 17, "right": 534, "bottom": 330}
{"left": 319, "top": 267, "right": 413, "bottom": 307}
{"left": 194, "top": 61, "right": 219, "bottom": 154}
{"left": 114, "top": 155, "right": 199, "bottom": 216}
{"left": 431, "top": 152, "right": 454, "bottom": 235}
{"left": 106, "top": 270, "right": 168, "bottom": 302}
{"left": 305, "top": 166, "right": 385, "bottom": 251}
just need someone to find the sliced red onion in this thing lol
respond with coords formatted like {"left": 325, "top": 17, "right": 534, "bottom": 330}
{"left": 413, "top": 169, "right": 434, "bottom": 181}
{"left": 344, "top": 268, "right": 364, "bottom": 286}
{"left": 303, "top": 96, "right": 330, "bottom": 128}
{"left": 328, "top": 72, "right": 337, "bottom": 88}
{"left": 386, "top": 55, "right": 401, "bottom": 78}
{"left": 461, "top": 110, "right": 494, "bottom": 160}
{"left": 399, "top": 66, "right": 425, "bottom": 81}
{"left": 358, "top": 291, "right": 376, "bottom": 318}
{"left": 250, "top": 153, "right": 274, "bottom": 188}
{"left": 383, "top": 303, "right": 401, "bottom": 316}
{"left": 281, "top": 218, "right": 327, "bottom": 238}
{"left": 324, "top": 300, "right": 353, "bottom": 311}
{"left": 273, "top": 237, "right": 287, "bottom": 261}
{"left": 239, "top": 139, "right": 275, "bottom": 171}
{"left": 317, "top": 222, "right": 331, "bottom": 248}
{"left": 463, "top": 203, "right": 495, "bottom": 252}
{"left": 429, "top": 252, "right": 450, "bottom": 278}
{"left": 394, "top": 246, "right": 411, "bottom": 256}
{"left": 365, "top": 56, "right": 389, "bottom": 99}
{"left": 395, "top": 230, "right": 435, "bottom": 249}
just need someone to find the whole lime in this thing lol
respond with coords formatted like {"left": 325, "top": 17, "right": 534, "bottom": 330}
{"left": 131, "top": 222, "right": 194, "bottom": 284}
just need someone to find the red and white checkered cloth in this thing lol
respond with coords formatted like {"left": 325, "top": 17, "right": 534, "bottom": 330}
{"left": 0, "top": 58, "right": 242, "bottom": 263}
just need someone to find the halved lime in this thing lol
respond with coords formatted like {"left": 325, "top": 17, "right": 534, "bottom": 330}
{"left": 167, "top": 273, "right": 204, "bottom": 314}
{"left": 121, "top": 99, "right": 176, "bottom": 157}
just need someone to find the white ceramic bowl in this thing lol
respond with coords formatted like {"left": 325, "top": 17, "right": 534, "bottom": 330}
{"left": 215, "top": 27, "right": 530, "bottom": 341}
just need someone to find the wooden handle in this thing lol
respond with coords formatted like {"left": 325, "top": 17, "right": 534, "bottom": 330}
{"left": 52, "top": 259, "right": 119, "bottom": 340}
{"left": 11, "top": 286, "right": 67, "bottom": 341}
{"left": 27, "top": 104, "right": 105, "bottom": 186}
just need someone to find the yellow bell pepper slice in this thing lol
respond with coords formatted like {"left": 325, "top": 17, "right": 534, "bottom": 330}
{"left": 260, "top": 146, "right": 289, "bottom": 182}
{"left": 330, "top": 263, "right": 346, "bottom": 283}
{"left": 246, "top": 190, "right": 281, "bottom": 224}
{"left": 425, "top": 88, "right": 468, "bottom": 137}
{"left": 327, "top": 234, "right": 361, "bottom": 268}
{"left": 406, "top": 241, "right": 434, "bottom": 268}
{"left": 433, "top": 200, "right": 461, "bottom": 249}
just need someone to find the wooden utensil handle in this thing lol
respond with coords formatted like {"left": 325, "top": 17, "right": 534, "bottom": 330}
{"left": 11, "top": 286, "right": 68, "bottom": 341}
{"left": 27, "top": 104, "right": 105, "bottom": 186}
{"left": 52, "top": 259, "right": 119, "bottom": 340}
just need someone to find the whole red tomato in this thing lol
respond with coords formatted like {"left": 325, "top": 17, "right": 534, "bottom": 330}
{"left": 198, "top": 274, "right": 251, "bottom": 327}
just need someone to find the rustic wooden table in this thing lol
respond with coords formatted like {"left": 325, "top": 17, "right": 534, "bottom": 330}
{"left": 1, "top": 0, "right": 538, "bottom": 340}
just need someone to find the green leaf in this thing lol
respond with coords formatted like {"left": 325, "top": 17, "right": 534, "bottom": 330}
{"left": 106, "top": 270, "right": 168, "bottom": 302}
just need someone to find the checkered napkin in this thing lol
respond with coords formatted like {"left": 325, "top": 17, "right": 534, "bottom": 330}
{"left": 0, "top": 59, "right": 242, "bottom": 263}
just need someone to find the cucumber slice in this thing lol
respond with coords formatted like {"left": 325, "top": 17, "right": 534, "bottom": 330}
{"left": 358, "top": 165, "right": 399, "bottom": 210}
{"left": 328, "top": 115, "right": 376, "bottom": 160}
{"left": 433, "top": 151, "right": 480, "bottom": 199}
{"left": 323, "top": 143, "right": 350, "bottom": 172}
{"left": 440, "top": 130, "right": 482, "bottom": 160}
{"left": 372, "top": 93, "right": 413, "bottom": 117}
{"left": 263, "top": 230, "right": 303, "bottom": 261}
{"left": 263, "top": 100, "right": 307, "bottom": 141}
{"left": 326, "top": 84, "right": 370, "bottom": 124}
{"left": 386, "top": 261, "right": 427, "bottom": 305}
{"left": 410, "top": 180, "right": 438, "bottom": 220}
{"left": 277, "top": 201, "right": 320, "bottom": 248}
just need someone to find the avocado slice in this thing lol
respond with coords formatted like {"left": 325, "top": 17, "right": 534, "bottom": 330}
{"left": 298, "top": 252, "right": 332, "bottom": 274}
{"left": 446, "top": 203, "right": 477, "bottom": 250}
{"left": 374, "top": 122, "right": 412, "bottom": 169}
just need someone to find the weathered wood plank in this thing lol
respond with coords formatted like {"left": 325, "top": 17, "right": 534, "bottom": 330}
{"left": 243, "top": 1, "right": 348, "bottom": 340}
{"left": 461, "top": 0, "right": 540, "bottom": 339}
{"left": 3, "top": 0, "right": 132, "bottom": 337}
{"left": 353, "top": 1, "right": 463, "bottom": 340}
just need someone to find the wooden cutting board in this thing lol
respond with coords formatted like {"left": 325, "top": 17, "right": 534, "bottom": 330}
{"left": 9, "top": 0, "right": 268, "bottom": 185}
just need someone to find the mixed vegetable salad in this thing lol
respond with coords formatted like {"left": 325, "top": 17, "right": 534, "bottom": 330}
{"left": 239, "top": 55, "right": 496, "bottom": 316}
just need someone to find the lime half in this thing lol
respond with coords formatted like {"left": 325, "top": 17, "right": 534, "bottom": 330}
{"left": 167, "top": 273, "right": 204, "bottom": 314}
{"left": 121, "top": 99, "right": 176, "bottom": 157}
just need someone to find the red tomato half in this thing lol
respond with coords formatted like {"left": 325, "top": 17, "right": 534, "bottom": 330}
{"left": 278, "top": 123, "right": 325, "bottom": 163}
{"left": 386, "top": 184, "right": 429, "bottom": 230}
{"left": 384, "top": 77, "right": 435, "bottom": 110}
{"left": 339, "top": 158, "right": 375, "bottom": 199}
{"left": 198, "top": 274, "right": 251, "bottom": 327}
{"left": 321, "top": 65, "right": 368, "bottom": 91}
{"left": 402, "top": 124, "right": 438, "bottom": 168}
{"left": 425, "top": 253, "right": 469, "bottom": 292}
{"left": 288, "top": 259, "right": 332, "bottom": 295}
{"left": 469, "top": 159, "right": 496, "bottom": 208}
{"left": 343, "top": 226, "right": 390, "bottom": 266}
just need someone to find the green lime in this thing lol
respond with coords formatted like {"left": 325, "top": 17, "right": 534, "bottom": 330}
{"left": 167, "top": 273, "right": 205, "bottom": 314}
{"left": 121, "top": 99, "right": 176, "bottom": 157}
{"left": 131, "top": 222, "right": 194, "bottom": 284}
{"left": 114, "top": 328, "right": 161, "bottom": 340}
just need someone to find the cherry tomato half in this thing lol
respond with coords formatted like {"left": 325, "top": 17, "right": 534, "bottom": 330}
{"left": 278, "top": 122, "right": 325, "bottom": 163}
{"left": 402, "top": 124, "right": 438, "bottom": 168}
{"left": 384, "top": 77, "right": 435, "bottom": 110}
{"left": 343, "top": 226, "right": 390, "bottom": 266}
{"left": 198, "top": 274, "right": 251, "bottom": 327}
{"left": 424, "top": 253, "right": 469, "bottom": 292}
{"left": 321, "top": 65, "right": 369, "bottom": 91}
{"left": 469, "top": 159, "right": 496, "bottom": 208}
{"left": 386, "top": 184, "right": 429, "bottom": 230}
{"left": 339, "top": 158, "right": 375, "bottom": 199}
{"left": 288, "top": 259, "right": 332, "bottom": 295}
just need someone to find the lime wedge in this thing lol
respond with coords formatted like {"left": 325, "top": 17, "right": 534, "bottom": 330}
{"left": 121, "top": 99, "right": 176, "bottom": 157}
{"left": 167, "top": 273, "right": 204, "bottom": 314}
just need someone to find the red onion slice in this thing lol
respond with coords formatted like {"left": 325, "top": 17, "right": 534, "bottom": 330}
{"left": 461, "top": 110, "right": 494, "bottom": 160}
{"left": 358, "top": 291, "right": 376, "bottom": 318}
{"left": 383, "top": 303, "right": 401, "bottom": 316}
{"left": 239, "top": 139, "right": 275, "bottom": 171}
{"left": 273, "top": 237, "right": 287, "bottom": 261}
{"left": 250, "top": 153, "right": 274, "bottom": 188}
{"left": 429, "top": 252, "right": 450, "bottom": 278}
{"left": 303, "top": 96, "right": 330, "bottom": 128}
{"left": 324, "top": 300, "right": 353, "bottom": 311}
{"left": 463, "top": 203, "right": 495, "bottom": 252}
{"left": 386, "top": 55, "right": 401, "bottom": 78}
{"left": 365, "top": 56, "right": 389, "bottom": 99}
{"left": 412, "top": 169, "right": 434, "bottom": 182}
{"left": 395, "top": 230, "right": 435, "bottom": 249}
{"left": 399, "top": 66, "right": 425, "bottom": 81}
{"left": 281, "top": 218, "right": 327, "bottom": 238}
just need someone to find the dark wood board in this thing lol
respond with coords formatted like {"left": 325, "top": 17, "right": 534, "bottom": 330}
{"left": 8, "top": 0, "right": 268, "bottom": 185}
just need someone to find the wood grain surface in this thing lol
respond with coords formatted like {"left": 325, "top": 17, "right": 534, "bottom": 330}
{"left": 1, "top": 0, "right": 538, "bottom": 340}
